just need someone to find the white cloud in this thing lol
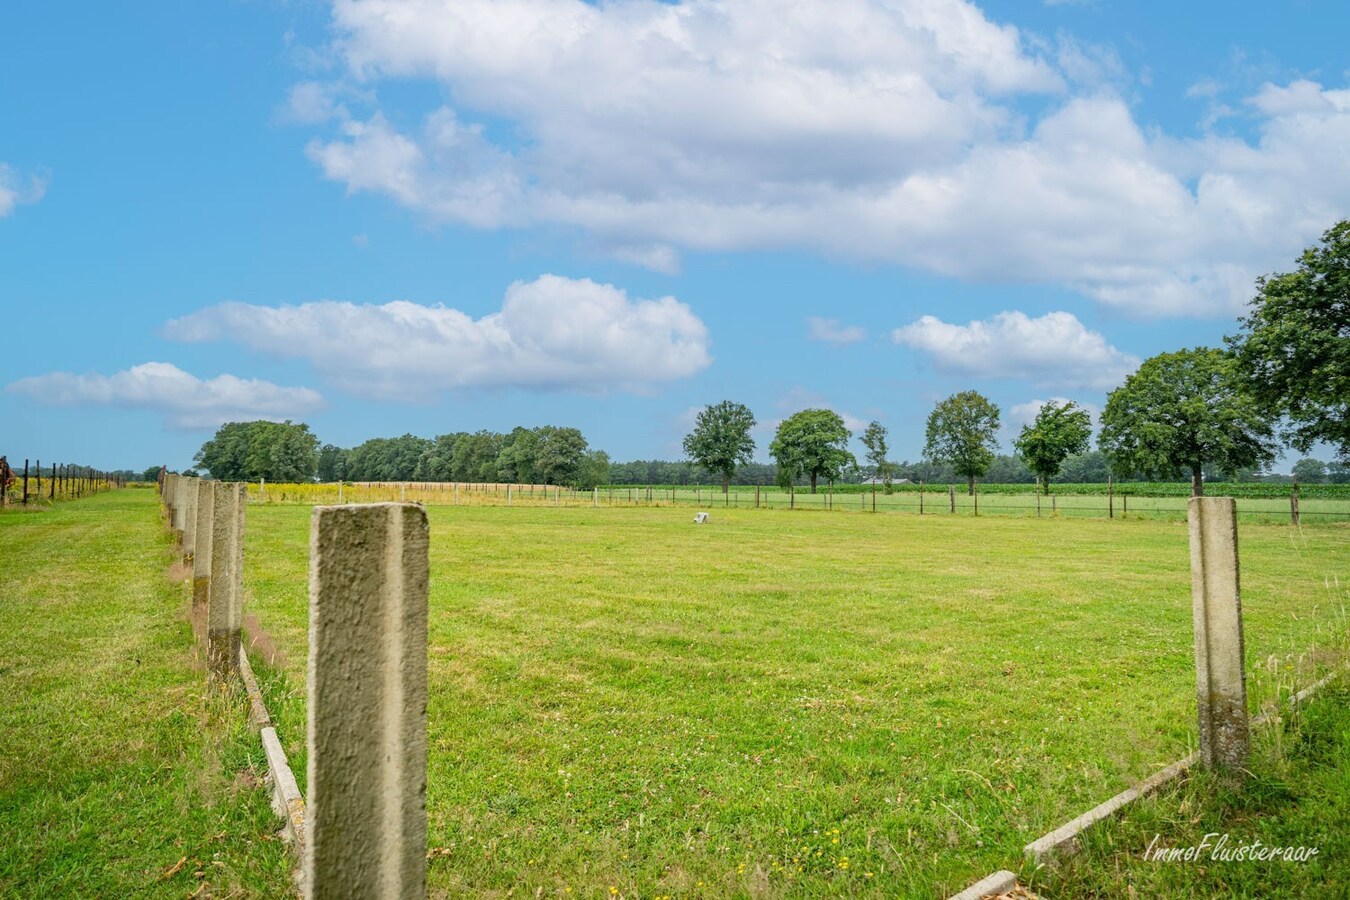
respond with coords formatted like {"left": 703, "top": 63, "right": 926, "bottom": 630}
{"left": 806, "top": 317, "right": 867, "bottom": 345}
{"left": 892, "top": 310, "right": 1139, "bottom": 389}
{"left": 4, "top": 363, "right": 324, "bottom": 429}
{"left": 295, "top": 1, "right": 1350, "bottom": 317}
{"left": 762, "top": 387, "right": 868, "bottom": 437}
{"left": 0, "top": 163, "right": 47, "bottom": 217}
{"left": 164, "top": 275, "right": 711, "bottom": 398}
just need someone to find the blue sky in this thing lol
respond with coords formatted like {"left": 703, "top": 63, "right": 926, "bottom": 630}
{"left": 2, "top": 0, "right": 1348, "bottom": 473}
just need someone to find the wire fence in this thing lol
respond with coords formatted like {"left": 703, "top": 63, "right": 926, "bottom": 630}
{"left": 0, "top": 456, "right": 124, "bottom": 509}
{"left": 239, "top": 480, "right": 1350, "bottom": 525}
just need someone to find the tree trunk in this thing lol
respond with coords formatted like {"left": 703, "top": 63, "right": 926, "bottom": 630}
{"left": 1191, "top": 466, "right": 1204, "bottom": 497}
{"left": 967, "top": 475, "right": 975, "bottom": 496}
{"left": 810, "top": 473, "right": 818, "bottom": 493}
{"left": 722, "top": 473, "right": 729, "bottom": 495}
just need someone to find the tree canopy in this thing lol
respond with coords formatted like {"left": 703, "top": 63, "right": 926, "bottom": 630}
{"left": 1013, "top": 400, "right": 1092, "bottom": 493}
{"left": 1098, "top": 347, "right": 1277, "bottom": 496}
{"left": 769, "top": 409, "right": 854, "bottom": 493}
{"left": 682, "top": 400, "right": 757, "bottom": 493}
{"left": 193, "top": 420, "right": 319, "bottom": 482}
{"left": 1229, "top": 220, "right": 1350, "bottom": 462}
{"left": 923, "top": 391, "right": 1000, "bottom": 494}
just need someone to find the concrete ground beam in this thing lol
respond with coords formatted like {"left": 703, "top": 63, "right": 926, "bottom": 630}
{"left": 207, "top": 483, "right": 245, "bottom": 680}
{"left": 193, "top": 480, "right": 214, "bottom": 610}
{"left": 305, "top": 503, "right": 429, "bottom": 900}
{"left": 1188, "top": 496, "right": 1249, "bottom": 772}
{"left": 947, "top": 870, "right": 1016, "bottom": 900}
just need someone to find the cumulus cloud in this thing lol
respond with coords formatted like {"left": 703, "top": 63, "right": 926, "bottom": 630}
{"left": 892, "top": 310, "right": 1139, "bottom": 389}
{"left": 0, "top": 163, "right": 47, "bottom": 217}
{"left": 295, "top": 0, "right": 1350, "bottom": 317}
{"left": 806, "top": 317, "right": 867, "bottom": 345}
{"left": 164, "top": 275, "right": 711, "bottom": 398}
{"left": 761, "top": 387, "right": 869, "bottom": 437}
{"left": 4, "top": 363, "right": 324, "bottom": 429}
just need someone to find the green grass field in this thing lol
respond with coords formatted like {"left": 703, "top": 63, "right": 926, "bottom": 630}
{"left": 247, "top": 480, "right": 1350, "bottom": 526}
{"left": 4, "top": 490, "right": 1344, "bottom": 897}
{"left": 1028, "top": 682, "right": 1350, "bottom": 898}
{"left": 0, "top": 490, "right": 295, "bottom": 898}
{"left": 236, "top": 494, "right": 1349, "bottom": 897}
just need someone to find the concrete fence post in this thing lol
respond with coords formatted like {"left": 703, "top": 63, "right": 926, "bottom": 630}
{"left": 173, "top": 475, "right": 189, "bottom": 547}
{"left": 182, "top": 476, "right": 198, "bottom": 562}
{"left": 305, "top": 503, "right": 429, "bottom": 900}
{"left": 1187, "top": 497, "right": 1249, "bottom": 773}
{"left": 207, "top": 483, "right": 245, "bottom": 681}
{"left": 193, "top": 479, "right": 214, "bottom": 610}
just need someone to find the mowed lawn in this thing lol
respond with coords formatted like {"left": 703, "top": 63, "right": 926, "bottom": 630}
{"left": 0, "top": 490, "right": 295, "bottom": 898}
{"left": 240, "top": 500, "right": 1348, "bottom": 898}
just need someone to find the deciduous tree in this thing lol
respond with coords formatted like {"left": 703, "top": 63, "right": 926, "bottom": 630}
{"left": 923, "top": 391, "right": 1000, "bottom": 495}
{"left": 860, "top": 421, "right": 892, "bottom": 491}
{"left": 682, "top": 400, "right": 757, "bottom": 494}
{"left": 1229, "top": 220, "right": 1350, "bottom": 461}
{"left": 1098, "top": 348, "right": 1276, "bottom": 496}
{"left": 1014, "top": 401, "right": 1092, "bottom": 494}
{"left": 769, "top": 409, "right": 854, "bottom": 493}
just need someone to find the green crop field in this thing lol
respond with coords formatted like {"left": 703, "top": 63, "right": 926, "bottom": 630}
{"left": 236, "top": 494, "right": 1349, "bottom": 897}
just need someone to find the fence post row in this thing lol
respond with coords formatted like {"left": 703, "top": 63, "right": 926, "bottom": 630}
{"left": 1187, "top": 497, "right": 1249, "bottom": 775}
{"left": 305, "top": 503, "right": 429, "bottom": 899}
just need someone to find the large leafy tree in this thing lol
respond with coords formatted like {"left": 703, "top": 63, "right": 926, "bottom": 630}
{"left": 1228, "top": 220, "right": 1350, "bottom": 462}
{"left": 769, "top": 408, "right": 854, "bottom": 493}
{"left": 682, "top": 400, "right": 757, "bottom": 494}
{"left": 534, "top": 426, "right": 589, "bottom": 486}
{"left": 923, "top": 391, "right": 1000, "bottom": 495}
{"left": 860, "top": 420, "right": 892, "bottom": 490}
{"left": 346, "top": 434, "right": 432, "bottom": 482}
{"left": 1290, "top": 457, "right": 1328, "bottom": 484}
{"left": 316, "top": 444, "right": 349, "bottom": 482}
{"left": 1014, "top": 400, "right": 1093, "bottom": 494}
{"left": 194, "top": 420, "right": 319, "bottom": 482}
{"left": 1098, "top": 348, "right": 1277, "bottom": 496}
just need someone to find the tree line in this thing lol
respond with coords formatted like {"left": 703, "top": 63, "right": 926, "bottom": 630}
{"left": 680, "top": 222, "right": 1349, "bottom": 496}
{"left": 195, "top": 423, "right": 613, "bottom": 489}
{"left": 187, "top": 221, "right": 1347, "bottom": 496}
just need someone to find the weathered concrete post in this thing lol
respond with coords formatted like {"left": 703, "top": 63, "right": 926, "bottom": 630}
{"left": 193, "top": 479, "right": 214, "bottom": 610}
{"left": 1188, "top": 497, "right": 1249, "bottom": 773}
{"left": 305, "top": 503, "right": 429, "bottom": 899}
{"left": 182, "top": 476, "right": 198, "bottom": 562}
{"left": 207, "top": 483, "right": 245, "bottom": 680}
{"left": 173, "top": 475, "right": 188, "bottom": 547}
